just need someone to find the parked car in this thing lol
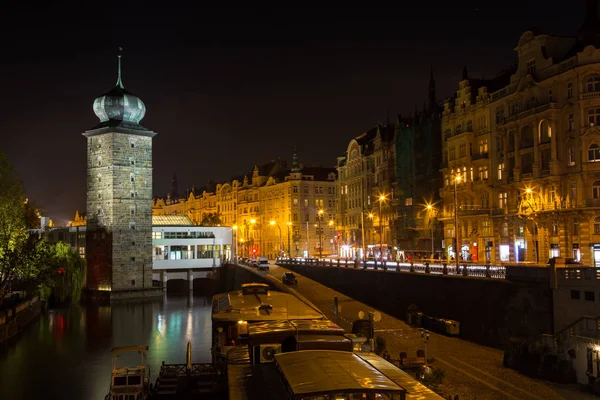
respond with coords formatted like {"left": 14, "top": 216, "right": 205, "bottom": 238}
{"left": 257, "top": 257, "right": 270, "bottom": 271}
{"left": 282, "top": 272, "right": 297, "bottom": 285}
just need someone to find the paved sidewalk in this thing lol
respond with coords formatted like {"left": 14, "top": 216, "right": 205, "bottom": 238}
{"left": 264, "top": 264, "right": 586, "bottom": 400}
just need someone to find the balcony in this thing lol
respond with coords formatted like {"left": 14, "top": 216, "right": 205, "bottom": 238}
{"left": 580, "top": 91, "right": 600, "bottom": 101}
{"left": 460, "top": 209, "right": 490, "bottom": 216}
{"left": 472, "top": 152, "right": 488, "bottom": 161}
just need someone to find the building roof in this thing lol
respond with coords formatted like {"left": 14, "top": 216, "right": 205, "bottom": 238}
{"left": 212, "top": 288, "right": 324, "bottom": 323}
{"left": 274, "top": 350, "right": 405, "bottom": 396}
{"left": 151, "top": 215, "right": 194, "bottom": 226}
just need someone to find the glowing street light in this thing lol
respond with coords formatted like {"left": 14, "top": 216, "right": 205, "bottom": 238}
{"left": 378, "top": 194, "right": 387, "bottom": 264}
{"left": 454, "top": 175, "right": 461, "bottom": 270}
{"left": 269, "top": 220, "right": 282, "bottom": 258}
{"left": 317, "top": 209, "right": 325, "bottom": 259}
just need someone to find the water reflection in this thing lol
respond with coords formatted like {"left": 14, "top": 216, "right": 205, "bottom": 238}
{"left": 0, "top": 294, "right": 212, "bottom": 399}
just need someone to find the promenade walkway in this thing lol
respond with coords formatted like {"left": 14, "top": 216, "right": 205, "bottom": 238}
{"left": 262, "top": 263, "right": 590, "bottom": 400}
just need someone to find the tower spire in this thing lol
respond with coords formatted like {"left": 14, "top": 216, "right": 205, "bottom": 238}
{"left": 116, "top": 47, "right": 124, "bottom": 89}
{"left": 292, "top": 147, "right": 301, "bottom": 172}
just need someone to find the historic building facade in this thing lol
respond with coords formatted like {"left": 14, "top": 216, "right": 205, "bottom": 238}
{"left": 153, "top": 153, "right": 337, "bottom": 259}
{"left": 441, "top": 6, "right": 600, "bottom": 266}
{"left": 336, "top": 124, "right": 398, "bottom": 260}
{"left": 84, "top": 53, "right": 159, "bottom": 296}
{"left": 396, "top": 71, "right": 443, "bottom": 257}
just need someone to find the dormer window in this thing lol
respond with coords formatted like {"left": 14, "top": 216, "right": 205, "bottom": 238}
{"left": 588, "top": 76, "right": 600, "bottom": 92}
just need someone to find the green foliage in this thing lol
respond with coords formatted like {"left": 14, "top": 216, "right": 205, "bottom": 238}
{"left": 23, "top": 200, "right": 43, "bottom": 229}
{"left": 200, "top": 212, "right": 222, "bottom": 226}
{"left": 48, "top": 242, "right": 83, "bottom": 304}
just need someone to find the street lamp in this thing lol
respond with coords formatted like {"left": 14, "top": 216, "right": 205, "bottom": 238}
{"left": 232, "top": 225, "right": 238, "bottom": 263}
{"left": 378, "top": 194, "right": 387, "bottom": 264}
{"left": 453, "top": 175, "right": 461, "bottom": 270}
{"left": 328, "top": 220, "right": 334, "bottom": 257}
{"left": 426, "top": 204, "right": 435, "bottom": 258}
{"left": 317, "top": 209, "right": 324, "bottom": 259}
{"left": 269, "top": 220, "right": 282, "bottom": 258}
{"left": 286, "top": 222, "right": 292, "bottom": 257}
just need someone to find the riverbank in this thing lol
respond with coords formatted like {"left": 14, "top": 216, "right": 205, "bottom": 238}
{"left": 0, "top": 296, "right": 42, "bottom": 344}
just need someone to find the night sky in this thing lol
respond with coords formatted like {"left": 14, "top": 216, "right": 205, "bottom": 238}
{"left": 0, "top": 3, "right": 584, "bottom": 224}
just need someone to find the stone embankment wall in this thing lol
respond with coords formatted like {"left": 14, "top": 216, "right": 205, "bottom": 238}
{"left": 0, "top": 297, "right": 42, "bottom": 343}
{"left": 280, "top": 264, "right": 553, "bottom": 348}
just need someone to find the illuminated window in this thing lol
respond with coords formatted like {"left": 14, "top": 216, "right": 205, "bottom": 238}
{"left": 469, "top": 167, "right": 474, "bottom": 182}
{"left": 595, "top": 216, "right": 600, "bottom": 234}
{"left": 152, "top": 232, "right": 162, "bottom": 240}
{"left": 589, "top": 144, "right": 600, "bottom": 162}
{"left": 594, "top": 181, "right": 600, "bottom": 199}
{"left": 498, "top": 163, "right": 504, "bottom": 180}
{"left": 588, "top": 108, "right": 600, "bottom": 126}
{"left": 569, "top": 148, "right": 576, "bottom": 166}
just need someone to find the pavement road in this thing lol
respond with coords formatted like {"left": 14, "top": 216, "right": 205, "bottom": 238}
{"left": 251, "top": 263, "right": 593, "bottom": 400}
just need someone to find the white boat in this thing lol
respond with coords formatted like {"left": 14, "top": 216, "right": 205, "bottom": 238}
{"left": 105, "top": 345, "right": 152, "bottom": 400}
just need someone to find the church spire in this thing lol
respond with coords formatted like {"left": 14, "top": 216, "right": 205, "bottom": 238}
{"left": 292, "top": 147, "right": 301, "bottom": 172}
{"left": 116, "top": 47, "right": 124, "bottom": 89}
{"left": 171, "top": 172, "right": 179, "bottom": 199}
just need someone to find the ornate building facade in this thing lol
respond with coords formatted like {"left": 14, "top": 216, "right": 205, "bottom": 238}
{"left": 153, "top": 153, "right": 337, "bottom": 259}
{"left": 441, "top": 4, "right": 600, "bottom": 266}
{"left": 396, "top": 71, "right": 443, "bottom": 256}
{"left": 336, "top": 124, "right": 398, "bottom": 260}
{"left": 84, "top": 53, "right": 159, "bottom": 296}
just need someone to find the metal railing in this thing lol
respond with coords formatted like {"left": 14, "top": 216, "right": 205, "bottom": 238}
{"left": 276, "top": 257, "right": 507, "bottom": 279}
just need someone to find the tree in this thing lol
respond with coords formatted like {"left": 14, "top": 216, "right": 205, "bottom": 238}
{"left": 46, "top": 242, "right": 84, "bottom": 304}
{"left": 200, "top": 212, "right": 222, "bottom": 226}
{"left": 0, "top": 148, "right": 55, "bottom": 301}
{"left": 23, "top": 200, "right": 43, "bottom": 229}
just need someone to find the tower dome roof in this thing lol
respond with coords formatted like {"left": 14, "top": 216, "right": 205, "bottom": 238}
{"left": 92, "top": 50, "right": 147, "bottom": 128}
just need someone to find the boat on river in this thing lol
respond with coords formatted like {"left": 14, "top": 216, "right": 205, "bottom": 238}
{"left": 105, "top": 345, "right": 152, "bottom": 400}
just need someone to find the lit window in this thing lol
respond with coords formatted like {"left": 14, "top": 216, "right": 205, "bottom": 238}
{"left": 589, "top": 144, "right": 600, "bottom": 162}
{"left": 569, "top": 148, "right": 576, "bottom": 166}
{"left": 469, "top": 167, "right": 474, "bottom": 182}
{"left": 594, "top": 181, "right": 600, "bottom": 199}
{"left": 498, "top": 163, "right": 504, "bottom": 180}
{"left": 595, "top": 217, "right": 600, "bottom": 234}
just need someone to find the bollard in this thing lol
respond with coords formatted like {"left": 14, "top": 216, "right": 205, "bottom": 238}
{"left": 442, "top": 263, "right": 448, "bottom": 275}
{"left": 410, "top": 261, "right": 415, "bottom": 273}
{"left": 425, "top": 262, "right": 430, "bottom": 274}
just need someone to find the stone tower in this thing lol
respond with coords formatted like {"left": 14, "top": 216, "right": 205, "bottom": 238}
{"left": 83, "top": 50, "right": 158, "bottom": 297}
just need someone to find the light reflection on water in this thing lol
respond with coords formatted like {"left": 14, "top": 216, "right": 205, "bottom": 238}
{"left": 0, "top": 294, "right": 212, "bottom": 399}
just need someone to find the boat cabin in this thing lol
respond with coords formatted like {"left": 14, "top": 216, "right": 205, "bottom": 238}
{"left": 211, "top": 283, "right": 324, "bottom": 363}
{"left": 106, "top": 346, "right": 151, "bottom": 400}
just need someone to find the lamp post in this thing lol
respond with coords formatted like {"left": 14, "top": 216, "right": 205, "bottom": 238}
{"left": 454, "top": 175, "right": 461, "bottom": 270}
{"left": 232, "top": 225, "right": 238, "bottom": 263}
{"left": 317, "top": 209, "right": 324, "bottom": 259}
{"left": 328, "top": 220, "right": 334, "bottom": 257}
{"left": 378, "top": 195, "right": 387, "bottom": 263}
{"left": 286, "top": 222, "right": 292, "bottom": 257}
{"left": 426, "top": 205, "right": 435, "bottom": 258}
{"left": 270, "top": 220, "right": 282, "bottom": 258}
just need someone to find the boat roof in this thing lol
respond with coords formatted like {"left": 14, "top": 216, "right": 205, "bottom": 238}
{"left": 248, "top": 319, "right": 345, "bottom": 336}
{"left": 212, "top": 289, "right": 324, "bottom": 322}
{"left": 355, "top": 352, "right": 444, "bottom": 399}
{"left": 274, "top": 350, "right": 405, "bottom": 396}
{"left": 227, "top": 346, "right": 289, "bottom": 400}
{"left": 110, "top": 345, "right": 148, "bottom": 354}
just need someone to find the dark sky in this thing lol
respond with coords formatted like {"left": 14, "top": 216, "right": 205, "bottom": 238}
{"left": 0, "top": 3, "right": 585, "bottom": 224}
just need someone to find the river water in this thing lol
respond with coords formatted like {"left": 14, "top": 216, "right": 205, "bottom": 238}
{"left": 0, "top": 295, "right": 213, "bottom": 399}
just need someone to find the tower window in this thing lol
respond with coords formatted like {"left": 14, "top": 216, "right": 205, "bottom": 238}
{"left": 131, "top": 257, "right": 135, "bottom": 262}
{"left": 131, "top": 143, "right": 135, "bottom": 148}
{"left": 130, "top": 173, "right": 135, "bottom": 183}
{"left": 131, "top": 192, "right": 135, "bottom": 198}
{"left": 129, "top": 222, "right": 136, "bottom": 230}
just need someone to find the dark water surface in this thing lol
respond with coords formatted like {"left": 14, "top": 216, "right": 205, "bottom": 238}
{"left": 0, "top": 295, "right": 212, "bottom": 400}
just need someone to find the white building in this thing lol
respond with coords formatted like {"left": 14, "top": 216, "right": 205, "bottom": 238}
{"left": 151, "top": 215, "right": 233, "bottom": 287}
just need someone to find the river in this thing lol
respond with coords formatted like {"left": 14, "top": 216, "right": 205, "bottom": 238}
{"left": 0, "top": 294, "right": 213, "bottom": 399}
